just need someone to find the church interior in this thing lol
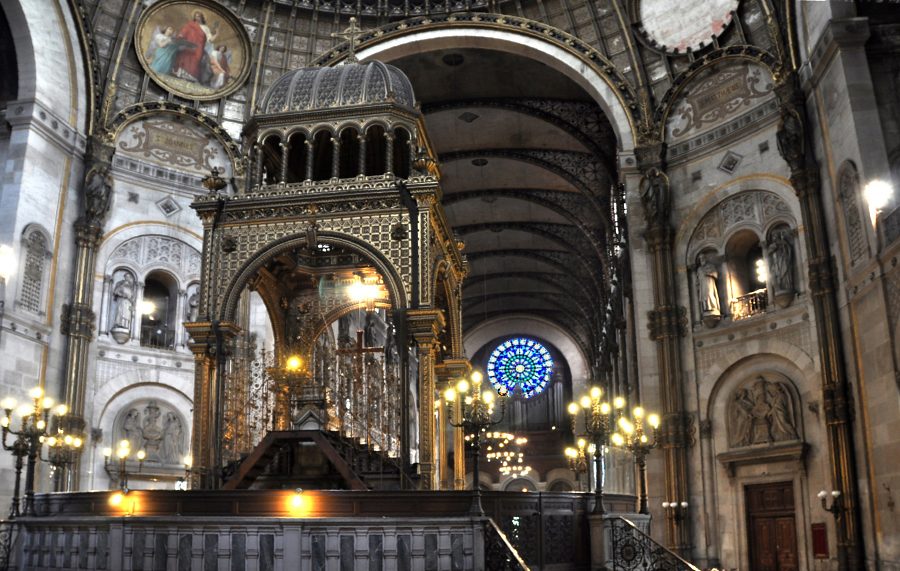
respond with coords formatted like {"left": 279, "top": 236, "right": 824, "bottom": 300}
{"left": 0, "top": 0, "right": 899, "bottom": 569}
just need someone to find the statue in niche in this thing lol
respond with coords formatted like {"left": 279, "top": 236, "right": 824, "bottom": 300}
{"left": 186, "top": 289, "right": 200, "bottom": 322}
{"left": 696, "top": 253, "right": 721, "bottom": 327}
{"left": 767, "top": 228, "right": 795, "bottom": 307}
{"left": 110, "top": 273, "right": 136, "bottom": 343}
{"left": 122, "top": 408, "right": 143, "bottom": 450}
{"left": 729, "top": 376, "right": 798, "bottom": 447}
{"left": 639, "top": 167, "right": 670, "bottom": 226}
{"left": 337, "top": 313, "right": 352, "bottom": 347}
{"left": 162, "top": 412, "right": 184, "bottom": 463}
{"left": 141, "top": 401, "right": 164, "bottom": 462}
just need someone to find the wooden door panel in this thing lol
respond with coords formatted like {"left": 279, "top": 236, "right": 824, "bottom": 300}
{"left": 775, "top": 517, "right": 798, "bottom": 571}
{"left": 746, "top": 482, "right": 799, "bottom": 571}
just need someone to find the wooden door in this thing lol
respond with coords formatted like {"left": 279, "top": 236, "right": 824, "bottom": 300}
{"left": 746, "top": 482, "right": 799, "bottom": 571}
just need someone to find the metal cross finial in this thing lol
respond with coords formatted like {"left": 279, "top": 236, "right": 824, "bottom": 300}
{"left": 332, "top": 17, "right": 365, "bottom": 63}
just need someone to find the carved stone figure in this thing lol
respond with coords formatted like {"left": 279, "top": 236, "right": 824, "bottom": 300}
{"left": 728, "top": 376, "right": 798, "bottom": 447}
{"left": 123, "top": 408, "right": 143, "bottom": 451}
{"left": 142, "top": 401, "right": 164, "bottom": 462}
{"left": 639, "top": 167, "right": 669, "bottom": 226}
{"left": 162, "top": 412, "right": 184, "bottom": 463}
{"left": 186, "top": 290, "right": 200, "bottom": 322}
{"left": 697, "top": 253, "right": 721, "bottom": 323}
{"left": 111, "top": 273, "right": 136, "bottom": 341}
{"left": 767, "top": 229, "right": 794, "bottom": 296}
{"left": 83, "top": 167, "right": 113, "bottom": 226}
{"left": 776, "top": 108, "right": 804, "bottom": 172}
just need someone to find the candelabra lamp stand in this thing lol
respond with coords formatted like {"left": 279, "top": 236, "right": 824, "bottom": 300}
{"left": 568, "top": 387, "right": 625, "bottom": 515}
{"left": 612, "top": 407, "right": 661, "bottom": 515}
{"left": 445, "top": 371, "right": 507, "bottom": 515}
{"left": 103, "top": 440, "right": 145, "bottom": 492}
{"left": 0, "top": 388, "right": 68, "bottom": 517}
{"left": 564, "top": 438, "right": 589, "bottom": 492}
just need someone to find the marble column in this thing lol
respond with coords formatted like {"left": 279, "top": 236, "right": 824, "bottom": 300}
{"left": 407, "top": 309, "right": 445, "bottom": 490}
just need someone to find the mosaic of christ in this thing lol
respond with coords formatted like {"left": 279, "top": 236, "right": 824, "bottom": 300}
{"left": 136, "top": 1, "right": 249, "bottom": 100}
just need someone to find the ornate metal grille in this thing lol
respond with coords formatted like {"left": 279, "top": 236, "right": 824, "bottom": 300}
{"left": 609, "top": 517, "right": 700, "bottom": 571}
{"left": 19, "top": 230, "right": 46, "bottom": 314}
{"left": 222, "top": 346, "right": 277, "bottom": 463}
{"left": 484, "top": 519, "right": 530, "bottom": 571}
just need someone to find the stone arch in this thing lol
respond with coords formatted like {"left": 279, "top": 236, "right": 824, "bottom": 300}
{"left": 0, "top": 0, "right": 89, "bottom": 132}
{"left": 675, "top": 175, "right": 800, "bottom": 267}
{"left": 342, "top": 23, "right": 637, "bottom": 152}
{"left": 219, "top": 231, "right": 409, "bottom": 325}
{"left": 464, "top": 314, "right": 590, "bottom": 397}
{"left": 654, "top": 49, "right": 782, "bottom": 138}
{"left": 108, "top": 104, "right": 242, "bottom": 178}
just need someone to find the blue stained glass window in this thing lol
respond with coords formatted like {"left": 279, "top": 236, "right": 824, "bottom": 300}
{"left": 487, "top": 337, "right": 554, "bottom": 398}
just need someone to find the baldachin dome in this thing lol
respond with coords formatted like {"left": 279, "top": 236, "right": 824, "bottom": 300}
{"left": 260, "top": 60, "right": 416, "bottom": 114}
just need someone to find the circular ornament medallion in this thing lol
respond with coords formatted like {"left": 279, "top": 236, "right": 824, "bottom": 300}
{"left": 638, "top": 0, "right": 739, "bottom": 53}
{"left": 487, "top": 337, "right": 554, "bottom": 398}
{"left": 135, "top": 0, "right": 252, "bottom": 101}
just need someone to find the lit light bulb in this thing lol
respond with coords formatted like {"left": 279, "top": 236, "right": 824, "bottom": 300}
{"left": 633, "top": 406, "right": 644, "bottom": 419}
{"left": 73, "top": 437, "right": 83, "bottom": 448}
{"left": 590, "top": 386, "right": 602, "bottom": 399}
{"left": 183, "top": 455, "right": 193, "bottom": 468}
{"left": 471, "top": 371, "right": 483, "bottom": 385}
{"left": 47, "top": 436, "right": 58, "bottom": 447}
{"left": 579, "top": 396, "right": 591, "bottom": 409}
{"left": 755, "top": 259, "right": 767, "bottom": 283}
{"left": 577, "top": 438, "right": 586, "bottom": 449}
{"left": 285, "top": 355, "right": 302, "bottom": 371}
{"left": 55, "top": 404, "right": 68, "bottom": 416}
{"left": 119, "top": 439, "right": 130, "bottom": 449}
{"left": 444, "top": 388, "right": 456, "bottom": 402}
{"left": 36, "top": 420, "right": 46, "bottom": 430}
{"left": 648, "top": 414, "right": 660, "bottom": 429}
{"left": 613, "top": 397, "right": 625, "bottom": 409}
{"left": 117, "top": 448, "right": 128, "bottom": 459}
{"left": 565, "top": 447, "right": 576, "bottom": 458}
{"left": 103, "top": 447, "right": 113, "bottom": 458}
{"left": 138, "top": 300, "right": 157, "bottom": 316}
{"left": 863, "top": 179, "right": 893, "bottom": 211}
{"left": 42, "top": 397, "right": 54, "bottom": 410}
{"left": 618, "top": 417, "right": 634, "bottom": 434}
{"left": 567, "top": 402, "right": 579, "bottom": 415}
{"left": 482, "top": 391, "right": 495, "bottom": 404}
{"left": 291, "top": 488, "right": 304, "bottom": 508}
{"left": 600, "top": 402, "right": 611, "bottom": 415}
{"left": 15, "top": 405, "right": 33, "bottom": 418}
{"left": 28, "top": 387, "right": 43, "bottom": 400}
{"left": 0, "top": 397, "right": 16, "bottom": 410}
{"left": 109, "top": 492, "right": 124, "bottom": 507}
{"left": 63, "top": 435, "right": 73, "bottom": 446}
{"left": 137, "top": 450, "right": 146, "bottom": 461}
{"left": 456, "top": 379, "right": 469, "bottom": 394}
{"left": 611, "top": 433, "right": 625, "bottom": 446}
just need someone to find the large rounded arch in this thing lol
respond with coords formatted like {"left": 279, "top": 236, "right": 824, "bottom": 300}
{"left": 218, "top": 231, "right": 409, "bottom": 324}
{"left": 347, "top": 24, "right": 637, "bottom": 153}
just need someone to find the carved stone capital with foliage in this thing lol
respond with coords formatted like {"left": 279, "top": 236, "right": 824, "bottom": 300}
{"left": 658, "top": 411, "right": 696, "bottom": 448}
{"left": 60, "top": 302, "right": 96, "bottom": 339}
{"left": 647, "top": 305, "right": 687, "bottom": 340}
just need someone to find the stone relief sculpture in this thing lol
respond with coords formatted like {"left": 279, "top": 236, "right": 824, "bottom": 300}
{"left": 116, "top": 400, "right": 187, "bottom": 464}
{"left": 728, "top": 376, "right": 799, "bottom": 448}
{"left": 767, "top": 227, "right": 795, "bottom": 307}
{"left": 110, "top": 272, "right": 137, "bottom": 343}
{"left": 696, "top": 252, "right": 721, "bottom": 327}
{"left": 83, "top": 167, "right": 114, "bottom": 226}
{"left": 185, "top": 285, "right": 200, "bottom": 322}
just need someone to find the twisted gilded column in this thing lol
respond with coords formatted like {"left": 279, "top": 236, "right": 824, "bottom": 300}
{"left": 635, "top": 141, "right": 692, "bottom": 555}
{"left": 775, "top": 75, "right": 864, "bottom": 570}
{"left": 60, "top": 137, "right": 116, "bottom": 490}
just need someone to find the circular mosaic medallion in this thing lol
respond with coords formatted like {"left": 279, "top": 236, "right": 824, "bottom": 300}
{"left": 638, "top": 0, "right": 739, "bottom": 53}
{"left": 487, "top": 337, "right": 553, "bottom": 398}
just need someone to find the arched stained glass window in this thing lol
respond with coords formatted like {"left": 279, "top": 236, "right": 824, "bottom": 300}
{"left": 487, "top": 337, "right": 553, "bottom": 398}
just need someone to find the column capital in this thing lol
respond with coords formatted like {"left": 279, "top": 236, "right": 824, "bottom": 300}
{"left": 406, "top": 309, "right": 445, "bottom": 342}
{"left": 184, "top": 321, "right": 243, "bottom": 356}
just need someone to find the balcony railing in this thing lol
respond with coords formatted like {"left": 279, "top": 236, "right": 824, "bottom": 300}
{"left": 139, "top": 324, "right": 176, "bottom": 350}
{"left": 730, "top": 289, "right": 768, "bottom": 321}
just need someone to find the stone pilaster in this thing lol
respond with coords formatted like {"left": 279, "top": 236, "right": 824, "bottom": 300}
{"left": 775, "top": 75, "right": 864, "bottom": 571}
{"left": 635, "top": 141, "right": 693, "bottom": 556}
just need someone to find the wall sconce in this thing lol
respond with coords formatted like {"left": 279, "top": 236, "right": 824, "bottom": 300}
{"left": 863, "top": 179, "right": 894, "bottom": 226}
{"left": 818, "top": 489, "right": 842, "bottom": 518}
{"left": 662, "top": 500, "right": 689, "bottom": 522}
